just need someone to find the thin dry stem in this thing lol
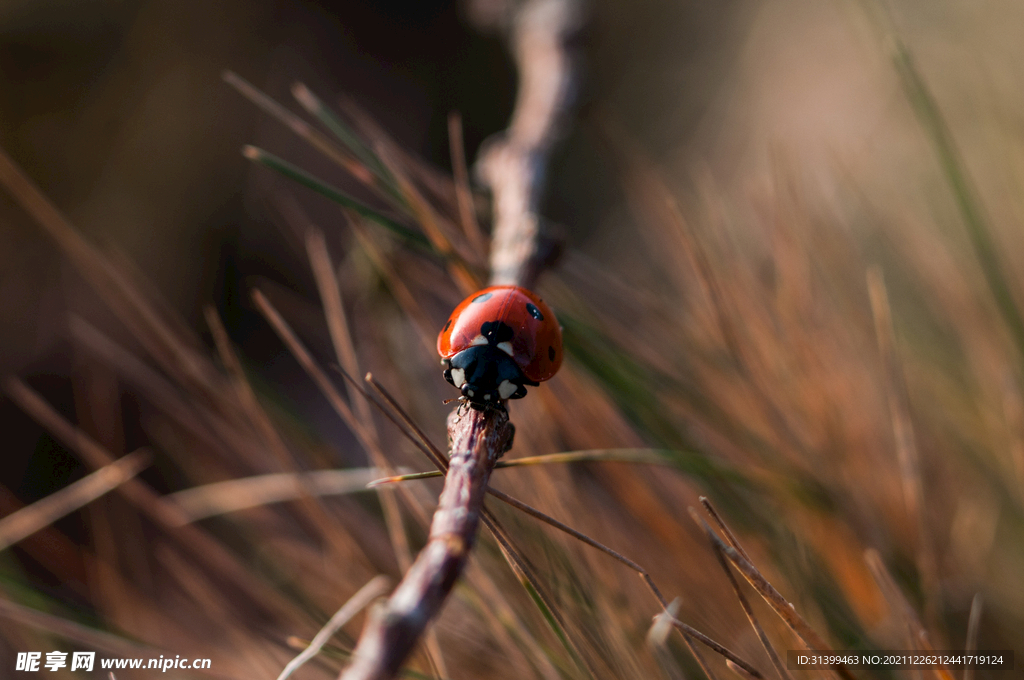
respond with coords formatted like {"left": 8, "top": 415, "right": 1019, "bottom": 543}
{"left": 0, "top": 451, "right": 150, "bottom": 552}
{"left": 690, "top": 509, "right": 793, "bottom": 680}
{"left": 695, "top": 499, "right": 854, "bottom": 680}
{"left": 167, "top": 469, "right": 384, "bottom": 523}
{"left": 278, "top": 576, "right": 391, "bottom": 680}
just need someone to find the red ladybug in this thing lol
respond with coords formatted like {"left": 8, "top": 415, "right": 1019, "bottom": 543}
{"left": 438, "top": 285, "right": 562, "bottom": 408}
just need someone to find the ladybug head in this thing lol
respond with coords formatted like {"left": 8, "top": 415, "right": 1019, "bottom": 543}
{"left": 442, "top": 344, "right": 539, "bottom": 410}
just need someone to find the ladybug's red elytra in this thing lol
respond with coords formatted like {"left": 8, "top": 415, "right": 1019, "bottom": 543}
{"left": 438, "top": 285, "right": 562, "bottom": 409}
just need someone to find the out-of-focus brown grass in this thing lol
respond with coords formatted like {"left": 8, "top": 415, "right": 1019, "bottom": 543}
{"left": 1, "top": 1, "right": 1023, "bottom": 679}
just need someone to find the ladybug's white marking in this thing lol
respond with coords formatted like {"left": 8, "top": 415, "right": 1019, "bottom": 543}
{"left": 497, "top": 341, "right": 514, "bottom": 356}
{"left": 483, "top": 394, "right": 491, "bottom": 400}
{"left": 467, "top": 389, "right": 475, "bottom": 397}
{"left": 498, "top": 380, "right": 517, "bottom": 400}
{"left": 470, "top": 335, "right": 488, "bottom": 346}
{"left": 450, "top": 368, "right": 466, "bottom": 388}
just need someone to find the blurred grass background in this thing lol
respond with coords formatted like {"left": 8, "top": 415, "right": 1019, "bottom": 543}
{"left": 0, "top": 0, "right": 1022, "bottom": 678}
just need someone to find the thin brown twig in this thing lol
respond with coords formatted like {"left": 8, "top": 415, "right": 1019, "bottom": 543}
{"left": 478, "top": 0, "right": 582, "bottom": 288}
{"left": 340, "top": 408, "right": 513, "bottom": 680}
{"left": 352, "top": 374, "right": 560, "bottom": 680}
{"left": 699, "top": 497, "right": 753, "bottom": 564}
{"left": 363, "top": 374, "right": 764, "bottom": 678}
{"left": 361, "top": 374, "right": 597, "bottom": 678}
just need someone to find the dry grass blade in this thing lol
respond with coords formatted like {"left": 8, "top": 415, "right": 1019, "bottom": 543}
{"left": 0, "top": 146, "right": 220, "bottom": 402}
{"left": 68, "top": 316, "right": 244, "bottom": 461}
{"left": 347, "top": 216, "right": 438, "bottom": 357}
{"left": 290, "top": 82, "right": 399, "bottom": 200}
{"left": 695, "top": 499, "right": 853, "bottom": 680}
{"left": 2, "top": 376, "right": 304, "bottom": 626}
{"left": 242, "top": 146, "right": 428, "bottom": 248}
{"left": 0, "top": 450, "right": 150, "bottom": 551}
{"left": 371, "top": 141, "right": 479, "bottom": 294}
{"left": 0, "top": 597, "right": 160, "bottom": 659}
{"left": 477, "top": 507, "right": 597, "bottom": 680}
{"left": 204, "top": 305, "right": 298, "bottom": 471}
{"left": 963, "top": 594, "right": 982, "bottom": 680}
{"left": 306, "top": 231, "right": 449, "bottom": 678}
{"left": 866, "top": 267, "right": 939, "bottom": 619}
{"left": 447, "top": 111, "right": 486, "bottom": 259}
{"left": 277, "top": 575, "right": 391, "bottom": 680}
{"left": 167, "top": 469, "right": 385, "bottom": 523}
{"left": 251, "top": 289, "right": 432, "bottom": 528}
{"left": 367, "top": 449, "right": 674, "bottom": 487}
{"left": 251, "top": 289, "right": 370, "bottom": 448}
{"left": 698, "top": 497, "right": 752, "bottom": 564}
{"left": 689, "top": 509, "right": 793, "bottom": 680}
{"left": 489, "top": 488, "right": 768, "bottom": 678}
{"left": 864, "top": 550, "right": 954, "bottom": 680}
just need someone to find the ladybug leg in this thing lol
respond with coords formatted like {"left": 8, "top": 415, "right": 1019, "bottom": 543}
{"left": 505, "top": 382, "right": 529, "bottom": 400}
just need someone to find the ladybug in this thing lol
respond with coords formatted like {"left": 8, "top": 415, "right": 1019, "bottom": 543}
{"left": 438, "top": 285, "right": 562, "bottom": 409}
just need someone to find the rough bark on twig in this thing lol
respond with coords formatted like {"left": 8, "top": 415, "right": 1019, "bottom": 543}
{"left": 477, "top": 0, "right": 582, "bottom": 288}
{"left": 340, "top": 408, "right": 513, "bottom": 680}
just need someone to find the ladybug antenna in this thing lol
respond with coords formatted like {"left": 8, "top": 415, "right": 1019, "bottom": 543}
{"left": 442, "top": 397, "right": 459, "bottom": 405}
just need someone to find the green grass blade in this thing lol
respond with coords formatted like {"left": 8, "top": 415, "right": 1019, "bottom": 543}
{"left": 292, "top": 82, "right": 400, "bottom": 195}
{"left": 242, "top": 145, "right": 432, "bottom": 250}
{"left": 890, "top": 37, "right": 1024, "bottom": 361}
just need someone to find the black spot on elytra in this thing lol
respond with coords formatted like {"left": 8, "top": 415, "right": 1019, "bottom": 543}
{"left": 480, "top": 320, "right": 514, "bottom": 344}
{"left": 443, "top": 318, "right": 452, "bottom": 332}
{"left": 526, "top": 303, "right": 543, "bottom": 320}
{"left": 472, "top": 292, "right": 493, "bottom": 303}
{"left": 548, "top": 346, "right": 555, "bottom": 361}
